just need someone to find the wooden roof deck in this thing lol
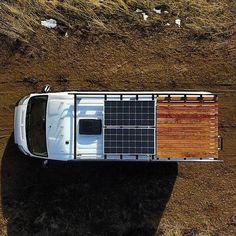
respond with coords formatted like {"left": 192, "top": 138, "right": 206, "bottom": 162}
{"left": 156, "top": 96, "right": 219, "bottom": 158}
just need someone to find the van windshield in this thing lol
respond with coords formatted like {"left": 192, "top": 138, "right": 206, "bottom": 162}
{"left": 26, "top": 96, "right": 48, "bottom": 157}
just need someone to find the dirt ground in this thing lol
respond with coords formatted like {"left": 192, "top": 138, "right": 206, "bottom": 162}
{"left": 0, "top": 26, "right": 236, "bottom": 235}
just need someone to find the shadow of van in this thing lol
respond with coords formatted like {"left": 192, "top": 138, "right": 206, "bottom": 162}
{"left": 1, "top": 134, "right": 177, "bottom": 236}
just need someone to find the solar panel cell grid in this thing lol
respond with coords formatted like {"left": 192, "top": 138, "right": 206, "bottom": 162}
{"left": 104, "top": 101, "right": 155, "bottom": 126}
{"left": 104, "top": 128, "right": 155, "bottom": 154}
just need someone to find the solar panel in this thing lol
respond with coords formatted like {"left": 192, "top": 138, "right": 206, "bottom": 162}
{"left": 104, "top": 128, "right": 155, "bottom": 154}
{"left": 104, "top": 101, "right": 155, "bottom": 126}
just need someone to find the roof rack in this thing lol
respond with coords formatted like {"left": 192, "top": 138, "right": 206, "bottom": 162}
{"left": 70, "top": 155, "right": 222, "bottom": 162}
{"left": 69, "top": 91, "right": 221, "bottom": 96}
{"left": 72, "top": 91, "right": 220, "bottom": 160}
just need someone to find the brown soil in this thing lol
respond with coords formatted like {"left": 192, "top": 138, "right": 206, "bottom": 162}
{"left": 0, "top": 26, "right": 236, "bottom": 235}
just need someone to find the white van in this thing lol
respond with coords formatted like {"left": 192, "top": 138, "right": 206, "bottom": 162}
{"left": 14, "top": 89, "right": 223, "bottom": 162}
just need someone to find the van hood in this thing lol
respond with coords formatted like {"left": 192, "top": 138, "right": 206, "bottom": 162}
{"left": 46, "top": 97, "right": 74, "bottom": 160}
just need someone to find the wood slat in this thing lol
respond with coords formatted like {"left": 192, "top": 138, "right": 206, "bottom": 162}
{"left": 158, "top": 114, "right": 216, "bottom": 119}
{"left": 157, "top": 123, "right": 216, "bottom": 128}
{"left": 158, "top": 118, "right": 216, "bottom": 124}
{"left": 157, "top": 96, "right": 217, "bottom": 102}
{"left": 158, "top": 104, "right": 218, "bottom": 108}
{"left": 157, "top": 152, "right": 218, "bottom": 158}
{"left": 158, "top": 105, "right": 218, "bottom": 110}
{"left": 158, "top": 112, "right": 217, "bottom": 116}
{"left": 158, "top": 135, "right": 217, "bottom": 139}
{"left": 157, "top": 140, "right": 217, "bottom": 145}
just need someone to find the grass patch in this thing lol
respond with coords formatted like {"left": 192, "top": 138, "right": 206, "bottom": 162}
{"left": 0, "top": 0, "right": 234, "bottom": 41}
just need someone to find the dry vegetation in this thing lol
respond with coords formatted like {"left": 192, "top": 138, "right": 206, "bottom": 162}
{"left": 0, "top": 0, "right": 236, "bottom": 236}
{"left": 0, "top": 0, "right": 235, "bottom": 42}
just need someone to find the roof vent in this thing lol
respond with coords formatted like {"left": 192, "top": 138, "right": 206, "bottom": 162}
{"left": 79, "top": 119, "right": 102, "bottom": 135}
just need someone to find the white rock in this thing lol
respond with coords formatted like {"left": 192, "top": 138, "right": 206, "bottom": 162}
{"left": 166, "top": 23, "right": 170, "bottom": 26}
{"left": 142, "top": 13, "right": 148, "bottom": 21}
{"left": 41, "top": 19, "right": 57, "bottom": 29}
{"left": 164, "top": 11, "right": 169, "bottom": 14}
{"left": 135, "top": 8, "right": 143, "bottom": 13}
{"left": 153, "top": 8, "right": 161, "bottom": 14}
{"left": 65, "top": 32, "right": 69, "bottom": 38}
{"left": 175, "top": 19, "right": 181, "bottom": 27}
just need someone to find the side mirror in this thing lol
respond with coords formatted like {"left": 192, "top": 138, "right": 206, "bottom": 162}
{"left": 41, "top": 85, "right": 51, "bottom": 93}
